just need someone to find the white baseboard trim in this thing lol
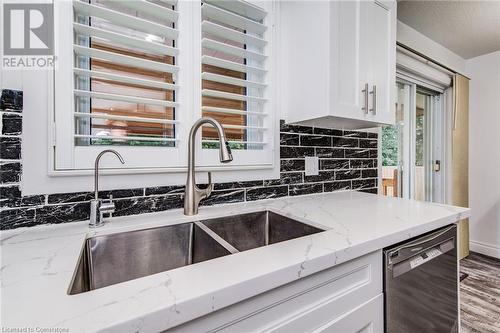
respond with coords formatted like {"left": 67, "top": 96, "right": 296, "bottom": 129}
{"left": 470, "top": 240, "right": 500, "bottom": 259}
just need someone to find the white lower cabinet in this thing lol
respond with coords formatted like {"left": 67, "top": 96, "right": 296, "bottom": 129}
{"left": 310, "top": 294, "right": 384, "bottom": 333}
{"left": 169, "top": 251, "right": 383, "bottom": 333}
{"left": 266, "top": 294, "right": 383, "bottom": 333}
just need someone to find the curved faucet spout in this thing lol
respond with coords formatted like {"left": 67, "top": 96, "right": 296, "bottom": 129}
{"left": 90, "top": 149, "right": 125, "bottom": 228}
{"left": 188, "top": 117, "right": 233, "bottom": 163}
{"left": 185, "top": 117, "right": 233, "bottom": 216}
{"left": 94, "top": 149, "right": 125, "bottom": 199}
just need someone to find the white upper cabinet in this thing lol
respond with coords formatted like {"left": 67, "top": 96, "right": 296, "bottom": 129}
{"left": 369, "top": 1, "right": 396, "bottom": 125}
{"left": 281, "top": 0, "right": 396, "bottom": 129}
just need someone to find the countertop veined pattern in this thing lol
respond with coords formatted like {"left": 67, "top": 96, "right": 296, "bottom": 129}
{"left": 0, "top": 191, "right": 470, "bottom": 333}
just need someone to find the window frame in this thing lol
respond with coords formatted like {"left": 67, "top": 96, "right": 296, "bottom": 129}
{"left": 51, "top": 0, "right": 279, "bottom": 177}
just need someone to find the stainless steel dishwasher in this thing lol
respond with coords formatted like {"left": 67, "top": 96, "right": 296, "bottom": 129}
{"left": 384, "top": 225, "right": 458, "bottom": 333}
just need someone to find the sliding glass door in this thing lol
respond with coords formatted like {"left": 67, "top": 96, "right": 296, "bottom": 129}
{"left": 382, "top": 80, "right": 444, "bottom": 203}
{"left": 382, "top": 82, "right": 410, "bottom": 198}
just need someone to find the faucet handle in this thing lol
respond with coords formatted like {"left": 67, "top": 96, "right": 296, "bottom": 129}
{"left": 103, "top": 194, "right": 113, "bottom": 203}
{"left": 100, "top": 194, "right": 116, "bottom": 215}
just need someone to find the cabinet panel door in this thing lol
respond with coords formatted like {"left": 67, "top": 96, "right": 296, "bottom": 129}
{"left": 217, "top": 252, "right": 382, "bottom": 333}
{"left": 330, "top": 0, "right": 368, "bottom": 119}
{"left": 280, "top": 1, "right": 331, "bottom": 124}
{"left": 316, "top": 294, "right": 384, "bottom": 333}
{"left": 368, "top": 0, "right": 396, "bottom": 125}
{"left": 269, "top": 293, "right": 383, "bottom": 333}
{"left": 168, "top": 251, "right": 382, "bottom": 333}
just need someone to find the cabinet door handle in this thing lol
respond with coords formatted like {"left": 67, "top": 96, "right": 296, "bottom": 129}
{"left": 370, "top": 85, "right": 377, "bottom": 115}
{"left": 362, "top": 83, "right": 369, "bottom": 114}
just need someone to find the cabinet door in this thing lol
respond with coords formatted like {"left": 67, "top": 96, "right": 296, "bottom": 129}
{"left": 280, "top": 1, "right": 331, "bottom": 124}
{"left": 331, "top": 0, "right": 396, "bottom": 126}
{"left": 268, "top": 294, "right": 383, "bottom": 333}
{"left": 315, "top": 294, "right": 384, "bottom": 333}
{"left": 330, "top": 0, "right": 369, "bottom": 120}
{"left": 168, "top": 251, "right": 382, "bottom": 333}
{"left": 367, "top": 0, "right": 396, "bottom": 125}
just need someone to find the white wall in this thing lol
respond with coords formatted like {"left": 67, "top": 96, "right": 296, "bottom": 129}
{"left": 466, "top": 51, "right": 500, "bottom": 258}
{"left": 397, "top": 21, "right": 466, "bottom": 75}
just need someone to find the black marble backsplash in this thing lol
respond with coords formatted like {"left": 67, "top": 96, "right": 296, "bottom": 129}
{"left": 0, "top": 89, "right": 379, "bottom": 230}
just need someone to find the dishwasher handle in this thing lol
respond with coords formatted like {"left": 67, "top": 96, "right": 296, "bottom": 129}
{"left": 387, "top": 225, "right": 455, "bottom": 261}
{"left": 387, "top": 237, "right": 455, "bottom": 278}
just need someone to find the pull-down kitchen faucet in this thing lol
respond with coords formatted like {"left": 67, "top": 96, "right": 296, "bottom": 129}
{"left": 184, "top": 117, "right": 233, "bottom": 215}
{"left": 90, "top": 149, "right": 125, "bottom": 227}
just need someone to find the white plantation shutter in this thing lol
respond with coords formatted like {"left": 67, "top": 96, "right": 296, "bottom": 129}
{"left": 200, "top": 0, "right": 274, "bottom": 160}
{"left": 72, "top": 0, "right": 180, "bottom": 146}
{"left": 53, "top": 0, "right": 277, "bottom": 172}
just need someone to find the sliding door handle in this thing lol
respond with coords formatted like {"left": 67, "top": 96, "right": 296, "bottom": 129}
{"left": 362, "top": 83, "right": 369, "bottom": 114}
{"left": 370, "top": 85, "right": 377, "bottom": 115}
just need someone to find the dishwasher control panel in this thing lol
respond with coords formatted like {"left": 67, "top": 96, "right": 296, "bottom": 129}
{"left": 409, "top": 247, "right": 442, "bottom": 269}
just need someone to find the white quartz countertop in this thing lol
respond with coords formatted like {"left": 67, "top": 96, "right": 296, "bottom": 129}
{"left": 1, "top": 191, "right": 470, "bottom": 333}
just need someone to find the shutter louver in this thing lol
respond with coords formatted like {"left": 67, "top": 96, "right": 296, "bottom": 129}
{"left": 201, "top": 0, "right": 268, "bottom": 150}
{"left": 72, "top": 0, "right": 179, "bottom": 146}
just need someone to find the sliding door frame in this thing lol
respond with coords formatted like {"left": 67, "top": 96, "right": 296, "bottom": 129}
{"left": 394, "top": 78, "right": 414, "bottom": 199}
{"left": 395, "top": 74, "right": 446, "bottom": 203}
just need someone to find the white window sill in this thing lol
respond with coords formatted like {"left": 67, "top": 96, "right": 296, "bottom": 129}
{"left": 48, "top": 164, "right": 275, "bottom": 177}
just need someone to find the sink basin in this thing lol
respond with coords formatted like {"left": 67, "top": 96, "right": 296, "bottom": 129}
{"left": 200, "top": 211, "right": 323, "bottom": 251}
{"left": 69, "top": 211, "right": 324, "bottom": 294}
{"left": 68, "top": 223, "right": 233, "bottom": 294}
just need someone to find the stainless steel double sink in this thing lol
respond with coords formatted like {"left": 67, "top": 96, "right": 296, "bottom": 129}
{"left": 69, "top": 211, "right": 324, "bottom": 294}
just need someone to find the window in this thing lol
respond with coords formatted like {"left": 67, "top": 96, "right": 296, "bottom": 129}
{"left": 200, "top": 0, "right": 267, "bottom": 151}
{"left": 73, "top": 0, "right": 178, "bottom": 147}
{"left": 53, "top": 0, "right": 277, "bottom": 173}
{"left": 197, "top": 0, "right": 276, "bottom": 168}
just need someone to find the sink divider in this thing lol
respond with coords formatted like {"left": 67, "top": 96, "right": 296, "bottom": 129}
{"left": 188, "top": 223, "right": 194, "bottom": 265}
{"left": 195, "top": 222, "right": 240, "bottom": 254}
